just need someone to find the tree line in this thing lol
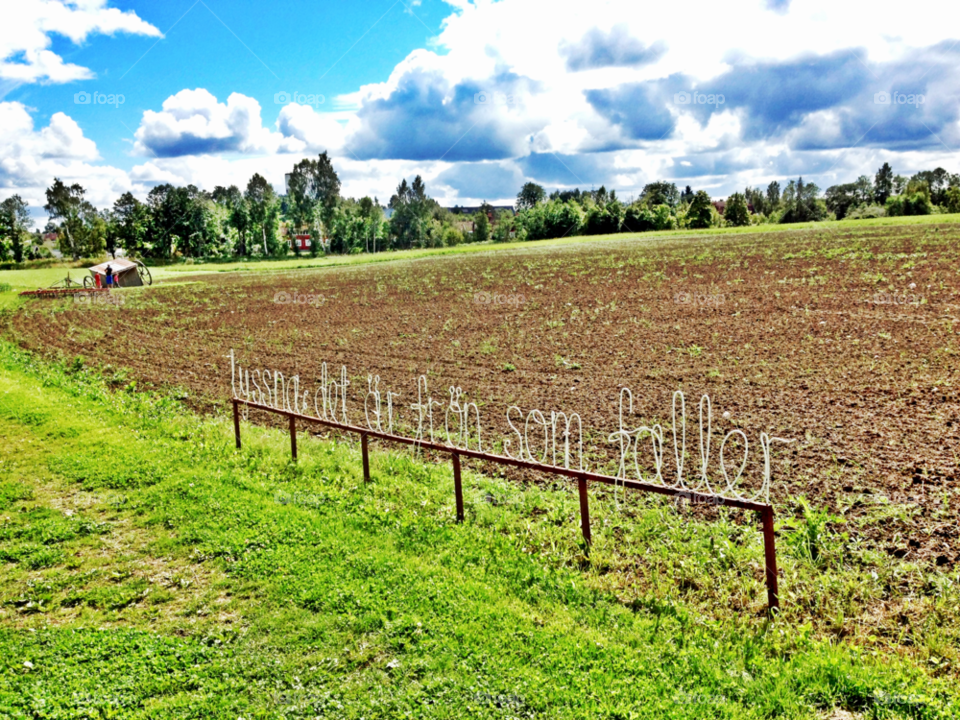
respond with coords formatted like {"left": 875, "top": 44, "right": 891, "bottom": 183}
{"left": 509, "top": 163, "right": 960, "bottom": 241}
{"left": 1, "top": 157, "right": 959, "bottom": 263}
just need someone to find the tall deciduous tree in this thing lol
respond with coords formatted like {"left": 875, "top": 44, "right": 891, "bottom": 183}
{"left": 640, "top": 181, "right": 680, "bottom": 208}
{"left": 214, "top": 185, "right": 250, "bottom": 256}
{"left": 108, "top": 192, "right": 150, "bottom": 257}
{"left": 744, "top": 186, "right": 767, "bottom": 216}
{"left": 389, "top": 175, "right": 431, "bottom": 249}
{"left": 43, "top": 179, "right": 105, "bottom": 259}
{"left": 686, "top": 190, "right": 714, "bottom": 228}
{"left": 0, "top": 195, "right": 30, "bottom": 263}
{"left": 287, "top": 153, "right": 341, "bottom": 252}
{"left": 874, "top": 163, "right": 894, "bottom": 204}
{"left": 516, "top": 182, "right": 546, "bottom": 210}
{"left": 765, "top": 180, "right": 781, "bottom": 210}
{"left": 245, "top": 173, "right": 277, "bottom": 256}
{"left": 853, "top": 175, "right": 874, "bottom": 206}
{"left": 724, "top": 192, "right": 750, "bottom": 226}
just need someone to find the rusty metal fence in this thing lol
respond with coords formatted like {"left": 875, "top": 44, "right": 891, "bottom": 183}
{"left": 232, "top": 397, "right": 781, "bottom": 612}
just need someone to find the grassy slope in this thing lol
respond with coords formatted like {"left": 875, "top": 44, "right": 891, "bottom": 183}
{"left": 0, "top": 343, "right": 957, "bottom": 719}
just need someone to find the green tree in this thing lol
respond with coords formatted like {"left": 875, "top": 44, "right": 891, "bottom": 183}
{"left": 0, "top": 195, "right": 30, "bottom": 263}
{"left": 622, "top": 203, "right": 656, "bottom": 232}
{"left": 44, "top": 178, "right": 102, "bottom": 259}
{"left": 147, "top": 184, "right": 191, "bottom": 258}
{"left": 944, "top": 186, "right": 960, "bottom": 214}
{"left": 286, "top": 153, "right": 341, "bottom": 253}
{"left": 584, "top": 197, "right": 623, "bottom": 235}
{"left": 824, "top": 183, "right": 858, "bottom": 220}
{"left": 492, "top": 211, "right": 515, "bottom": 243}
{"left": 640, "top": 181, "right": 680, "bottom": 208}
{"left": 472, "top": 209, "right": 490, "bottom": 243}
{"left": 651, "top": 204, "right": 675, "bottom": 230}
{"left": 389, "top": 176, "right": 432, "bottom": 249}
{"left": 744, "top": 186, "right": 766, "bottom": 216}
{"left": 214, "top": 185, "right": 250, "bottom": 256}
{"left": 549, "top": 188, "right": 583, "bottom": 203}
{"left": 904, "top": 178, "right": 930, "bottom": 202}
{"left": 874, "top": 162, "right": 894, "bottom": 204}
{"left": 912, "top": 168, "right": 950, "bottom": 205}
{"left": 108, "top": 192, "right": 150, "bottom": 257}
{"left": 357, "top": 196, "right": 385, "bottom": 253}
{"left": 780, "top": 177, "right": 827, "bottom": 223}
{"left": 245, "top": 174, "right": 278, "bottom": 256}
{"left": 686, "top": 190, "right": 714, "bottom": 229}
{"left": 724, "top": 192, "right": 750, "bottom": 226}
{"left": 765, "top": 181, "right": 781, "bottom": 209}
{"left": 853, "top": 175, "right": 873, "bottom": 206}
{"left": 516, "top": 182, "right": 546, "bottom": 210}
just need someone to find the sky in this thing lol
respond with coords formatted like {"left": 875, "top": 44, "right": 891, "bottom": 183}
{"left": 2, "top": 0, "right": 959, "bottom": 225}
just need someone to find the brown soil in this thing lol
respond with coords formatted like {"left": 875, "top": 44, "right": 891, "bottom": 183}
{"left": 7, "top": 224, "right": 960, "bottom": 561}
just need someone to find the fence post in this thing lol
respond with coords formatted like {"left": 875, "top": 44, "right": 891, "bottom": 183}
{"left": 361, "top": 433, "right": 371, "bottom": 483}
{"left": 577, "top": 474, "right": 591, "bottom": 545}
{"left": 289, "top": 414, "right": 298, "bottom": 461}
{"left": 233, "top": 399, "right": 241, "bottom": 450}
{"left": 452, "top": 452, "right": 464, "bottom": 523}
{"left": 761, "top": 506, "right": 779, "bottom": 612}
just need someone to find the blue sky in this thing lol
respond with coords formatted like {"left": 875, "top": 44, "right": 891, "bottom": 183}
{"left": 2, "top": 0, "right": 959, "bottom": 221}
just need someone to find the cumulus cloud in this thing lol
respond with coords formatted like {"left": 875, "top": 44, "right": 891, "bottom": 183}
{"left": 560, "top": 25, "right": 666, "bottom": 72}
{"left": 276, "top": 103, "right": 346, "bottom": 153}
{"left": 434, "top": 161, "right": 526, "bottom": 202}
{"left": 346, "top": 64, "right": 542, "bottom": 162}
{"left": 133, "top": 89, "right": 308, "bottom": 157}
{"left": 765, "top": 0, "right": 792, "bottom": 14}
{"left": 8, "top": 0, "right": 960, "bottom": 212}
{"left": 0, "top": 101, "right": 130, "bottom": 212}
{"left": 0, "top": 0, "right": 160, "bottom": 84}
{"left": 584, "top": 77, "right": 683, "bottom": 142}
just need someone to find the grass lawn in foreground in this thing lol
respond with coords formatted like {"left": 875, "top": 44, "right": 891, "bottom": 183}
{"left": 0, "top": 343, "right": 957, "bottom": 718}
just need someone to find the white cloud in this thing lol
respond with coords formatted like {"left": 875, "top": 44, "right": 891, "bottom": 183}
{"left": 133, "top": 89, "right": 298, "bottom": 157}
{"left": 6, "top": 0, "right": 960, "bottom": 213}
{"left": 0, "top": 101, "right": 131, "bottom": 214}
{"left": 276, "top": 103, "right": 346, "bottom": 153}
{"left": 0, "top": 0, "right": 161, "bottom": 84}
{"left": 133, "top": 89, "right": 347, "bottom": 158}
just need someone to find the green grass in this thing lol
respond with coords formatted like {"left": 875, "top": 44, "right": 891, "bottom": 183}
{"left": 0, "top": 343, "right": 957, "bottom": 718}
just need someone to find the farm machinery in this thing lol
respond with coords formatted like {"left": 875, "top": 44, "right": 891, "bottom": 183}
{"left": 19, "top": 258, "right": 153, "bottom": 299}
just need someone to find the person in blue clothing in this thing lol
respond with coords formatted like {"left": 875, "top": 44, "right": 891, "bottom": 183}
{"left": 104, "top": 265, "right": 113, "bottom": 287}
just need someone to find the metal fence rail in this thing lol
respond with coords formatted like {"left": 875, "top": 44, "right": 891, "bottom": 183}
{"left": 232, "top": 397, "right": 781, "bottom": 611}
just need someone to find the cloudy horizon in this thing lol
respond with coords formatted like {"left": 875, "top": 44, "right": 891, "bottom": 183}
{"left": 2, "top": 0, "right": 959, "bottom": 224}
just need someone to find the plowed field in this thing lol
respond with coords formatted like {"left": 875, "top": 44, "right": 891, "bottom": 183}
{"left": 8, "top": 224, "right": 960, "bottom": 563}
